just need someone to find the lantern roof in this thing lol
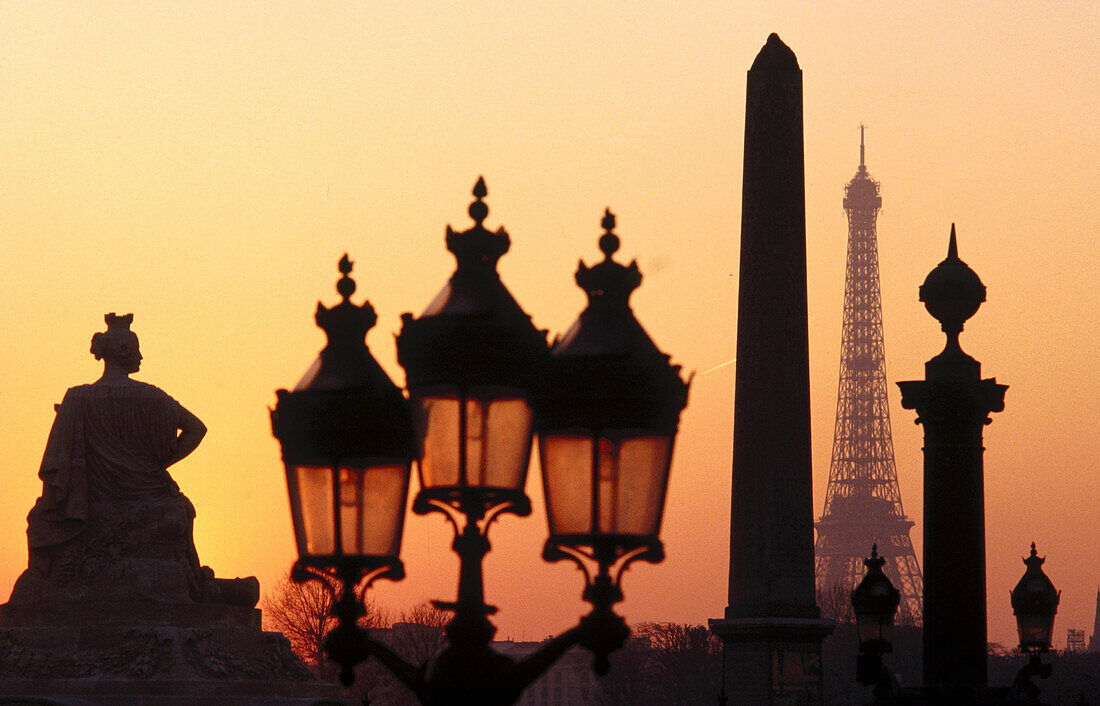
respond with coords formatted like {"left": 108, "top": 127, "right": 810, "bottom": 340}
{"left": 397, "top": 178, "right": 547, "bottom": 390}
{"left": 273, "top": 255, "right": 414, "bottom": 464}
{"left": 1011, "top": 543, "right": 1060, "bottom": 618}
{"left": 851, "top": 544, "right": 901, "bottom": 616}
{"left": 537, "top": 210, "right": 689, "bottom": 431}
{"left": 292, "top": 254, "right": 399, "bottom": 395}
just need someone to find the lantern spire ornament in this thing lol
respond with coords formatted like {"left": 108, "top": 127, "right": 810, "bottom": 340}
{"left": 573, "top": 209, "right": 643, "bottom": 309}
{"left": 443, "top": 175, "right": 510, "bottom": 274}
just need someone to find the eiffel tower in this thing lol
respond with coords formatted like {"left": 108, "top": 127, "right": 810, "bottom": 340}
{"left": 815, "top": 127, "right": 923, "bottom": 622}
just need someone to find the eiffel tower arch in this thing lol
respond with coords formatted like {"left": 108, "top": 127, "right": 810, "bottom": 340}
{"left": 815, "top": 128, "right": 923, "bottom": 622}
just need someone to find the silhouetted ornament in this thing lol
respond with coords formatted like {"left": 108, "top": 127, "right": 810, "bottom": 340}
{"left": 271, "top": 255, "right": 414, "bottom": 580}
{"left": 1011, "top": 543, "right": 1060, "bottom": 652}
{"left": 851, "top": 544, "right": 901, "bottom": 653}
{"left": 919, "top": 224, "right": 986, "bottom": 337}
{"left": 396, "top": 178, "right": 548, "bottom": 516}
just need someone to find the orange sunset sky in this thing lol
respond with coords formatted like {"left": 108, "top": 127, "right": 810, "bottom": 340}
{"left": 0, "top": 3, "right": 1096, "bottom": 651}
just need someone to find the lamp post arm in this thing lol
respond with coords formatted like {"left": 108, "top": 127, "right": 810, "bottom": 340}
{"left": 358, "top": 633, "right": 423, "bottom": 693}
{"left": 509, "top": 624, "right": 584, "bottom": 691}
{"left": 324, "top": 623, "right": 422, "bottom": 691}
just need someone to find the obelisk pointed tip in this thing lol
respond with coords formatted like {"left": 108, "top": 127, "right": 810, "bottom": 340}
{"left": 750, "top": 33, "right": 800, "bottom": 72}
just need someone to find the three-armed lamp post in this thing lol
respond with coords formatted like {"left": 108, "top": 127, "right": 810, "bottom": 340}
{"left": 271, "top": 180, "right": 689, "bottom": 705}
{"left": 851, "top": 544, "right": 901, "bottom": 700}
{"left": 1009, "top": 543, "right": 1059, "bottom": 700}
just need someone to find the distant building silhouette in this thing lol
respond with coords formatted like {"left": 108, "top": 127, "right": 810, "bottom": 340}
{"left": 814, "top": 129, "right": 924, "bottom": 622}
{"left": 1068, "top": 628, "right": 1086, "bottom": 653}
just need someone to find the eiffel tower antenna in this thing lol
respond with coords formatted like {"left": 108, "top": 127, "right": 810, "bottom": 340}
{"left": 814, "top": 128, "right": 924, "bottom": 622}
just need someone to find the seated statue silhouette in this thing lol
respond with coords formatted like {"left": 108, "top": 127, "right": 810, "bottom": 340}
{"left": 6, "top": 313, "right": 257, "bottom": 623}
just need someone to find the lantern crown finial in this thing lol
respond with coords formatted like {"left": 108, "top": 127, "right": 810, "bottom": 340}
{"left": 336, "top": 253, "right": 357, "bottom": 302}
{"left": 444, "top": 176, "right": 510, "bottom": 272}
{"left": 1024, "top": 541, "right": 1045, "bottom": 569}
{"left": 469, "top": 176, "right": 489, "bottom": 226}
{"left": 863, "top": 544, "right": 886, "bottom": 572}
{"left": 599, "top": 208, "right": 620, "bottom": 258}
{"left": 289, "top": 254, "right": 395, "bottom": 392}
{"left": 315, "top": 255, "right": 377, "bottom": 346}
{"left": 575, "top": 208, "right": 642, "bottom": 308}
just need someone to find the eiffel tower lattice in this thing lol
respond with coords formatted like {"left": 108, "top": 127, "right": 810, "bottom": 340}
{"left": 815, "top": 127, "right": 923, "bottom": 622}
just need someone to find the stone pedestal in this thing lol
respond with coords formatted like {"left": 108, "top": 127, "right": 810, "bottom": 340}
{"left": 0, "top": 591, "right": 341, "bottom": 704}
{"left": 710, "top": 618, "right": 834, "bottom": 705}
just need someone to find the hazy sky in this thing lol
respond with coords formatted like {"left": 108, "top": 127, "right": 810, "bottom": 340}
{"left": 0, "top": 3, "right": 1096, "bottom": 651}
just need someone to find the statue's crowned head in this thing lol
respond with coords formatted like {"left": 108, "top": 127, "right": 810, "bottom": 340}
{"left": 90, "top": 313, "right": 142, "bottom": 373}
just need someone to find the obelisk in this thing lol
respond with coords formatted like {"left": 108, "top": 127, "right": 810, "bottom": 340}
{"left": 709, "top": 34, "right": 832, "bottom": 705}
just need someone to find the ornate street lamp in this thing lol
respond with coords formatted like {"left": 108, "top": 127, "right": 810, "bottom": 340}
{"left": 851, "top": 544, "right": 900, "bottom": 697}
{"left": 270, "top": 255, "right": 417, "bottom": 683}
{"left": 852, "top": 544, "right": 901, "bottom": 654}
{"left": 1009, "top": 543, "right": 1059, "bottom": 698}
{"left": 1011, "top": 542, "right": 1060, "bottom": 652}
{"left": 534, "top": 209, "right": 689, "bottom": 674}
{"left": 393, "top": 178, "right": 550, "bottom": 693}
{"left": 272, "top": 181, "right": 688, "bottom": 705}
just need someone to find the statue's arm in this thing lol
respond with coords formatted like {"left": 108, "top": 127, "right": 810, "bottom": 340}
{"left": 166, "top": 405, "right": 207, "bottom": 467}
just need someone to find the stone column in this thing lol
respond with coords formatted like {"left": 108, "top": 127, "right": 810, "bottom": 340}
{"left": 710, "top": 33, "right": 832, "bottom": 705}
{"left": 898, "top": 226, "right": 1007, "bottom": 690}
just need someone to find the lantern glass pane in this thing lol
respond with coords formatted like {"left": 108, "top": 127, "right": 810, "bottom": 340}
{"left": 880, "top": 619, "right": 894, "bottom": 645}
{"left": 1017, "top": 614, "right": 1055, "bottom": 649}
{"left": 540, "top": 434, "right": 593, "bottom": 536}
{"left": 293, "top": 465, "right": 335, "bottom": 556}
{"left": 415, "top": 393, "right": 461, "bottom": 488}
{"left": 338, "top": 464, "right": 410, "bottom": 558}
{"left": 597, "top": 435, "right": 671, "bottom": 536}
{"left": 413, "top": 386, "right": 533, "bottom": 492}
{"left": 475, "top": 395, "right": 533, "bottom": 490}
{"left": 855, "top": 611, "right": 880, "bottom": 645}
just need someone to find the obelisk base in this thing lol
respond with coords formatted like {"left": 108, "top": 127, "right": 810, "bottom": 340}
{"left": 709, "top": 617, "right": 833, "bottom": 706}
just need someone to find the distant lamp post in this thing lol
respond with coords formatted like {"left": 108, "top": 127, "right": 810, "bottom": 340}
{"left": 272, "top": 180, "right": 688, "bottom": 705}
{"left": 1011, "top": 543, "right": 1060, "bottom": 652}
{"left": 851, "top": 544, "right": 901, "bottom": 699}
{"left": 270, "top": 254, "right": 417, "bottom": 683}
{"left": 535, "top": 209, "right": 690, "bottom": 674}
{"left": 1010, "top": 543, "right": 1059, "bottom": 699}
{"left": 853, "top": 544, "right": 901, "bottom": 653}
